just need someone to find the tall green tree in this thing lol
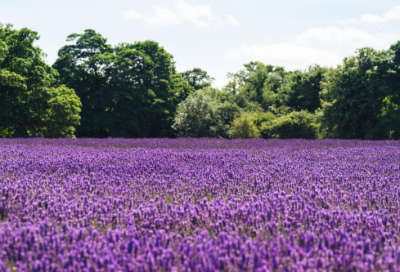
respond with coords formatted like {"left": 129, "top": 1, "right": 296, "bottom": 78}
{"left": 0, "top": 24, "right": 81, "bottom": 138}
{"left": 172, "top": 91, "right": 240, "bottom": 138}
{"left": 378, "top": 41, "right": 400, "bottom": 139}
{"left": 53, "top": 29, "right": 114, "bottom": 137}
{"left": 106, "top": 42, "right": 193, "bottom": 137}
{"left": 225, "top": 62, "right": 286, "bottom": 110}
{"left": 181, "top": 68, "right": 214, "bottom": 90}
{"left": 54, "top": 30, "right": 192, "bottom": 138}
{"left": 320, "top": 47, "right": 396, "bottom": 139}
{"left": 281, "top": 65, "right": 326, "bottom": 113}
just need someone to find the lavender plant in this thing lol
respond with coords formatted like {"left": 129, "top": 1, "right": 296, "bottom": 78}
{"left": 0, "top": 139, "right": 399, "bottom": 271}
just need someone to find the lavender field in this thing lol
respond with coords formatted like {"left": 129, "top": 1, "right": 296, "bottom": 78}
{"left": 1, "top": 139, "right": 400, "bottom": 272}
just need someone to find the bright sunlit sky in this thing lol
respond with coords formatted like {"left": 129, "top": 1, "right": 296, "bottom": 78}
{"left": 2, "top": 0, "right": 400, "bottom": 87}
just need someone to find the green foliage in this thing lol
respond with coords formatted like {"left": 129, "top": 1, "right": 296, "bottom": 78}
{"left": 223, "top": 45, "right": 400, "bottom": 140}
{"left": 229, "top": 113, "right": 261, "bottom": 139}
{"left": 319, "top": 47, "right": 399, "bottom": 139}
{"left": 0, "top": 40, "right": 7, "bottom": 64}
{"left": 225, "top": 62, "right": 326, "bottom": 116}
{"left": 54, "top": 30, "right": 192, "bottom": 138}
{"left": 252, "top": 111, "right": 276, "bottom": 127}
{"left": 3, "top": 22, "right": 400, "bottom": 140}
{"left": 378, "top": 96, "right": 400, "bottom": 139}
{"left": 261, "top": 110, "right": 318, "bottom": 139}
{"left": 211, "top": 102, "right": 242, "bottom": 138}
{"left": 181, "top": 68, "right": 214, "bottom": 90}
{"left": 172, "top": 91, "right": 240, "bottom": 138}
{"left": 45, "top": 85, "right": 82, "bottom": 138}
{"left": 280, "top": 65, "right": 326, "bottom": 113}
{"left": 379, "top": 42, "right": 400, "bottom": 139}
{"left": 0, "top": 24, "right": 81, "bottom": 138}
{"left": 197, "top": 87, "right": 228, "bottom": 102}
{"left": 172, "top": 92, "right": 217, "bottom": 137}
{"left": 225, "top": 62, "right": 286, "bottom": 110}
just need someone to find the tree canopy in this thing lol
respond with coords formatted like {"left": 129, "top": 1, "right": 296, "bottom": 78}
{"left": 2, "top": 23, "right": 400, "bottom": 140}
{"left": 281, "top": 65, "right": 326, "bottom": 113}
{"left": 53, "top": 29, "right": 193, "bottom": 138}
{"left": 0, "top": 24, "right": 81, "bottom": 138}
{"left": 320, "top": 47, "right": 400, "bottom": 139}
{"left": 181, "top": 68, "right": 214, "bottom": 90}
{"left": 172, "top": 89, "right": 240, "bottom": 138}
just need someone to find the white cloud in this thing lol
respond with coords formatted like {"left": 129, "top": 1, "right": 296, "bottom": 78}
{"left": 226, "top": 43, "right": 341, "bottom": 69}
{"left": 384, "top": 6, "right": 400, "bottom": 21}
{"left": 360, "top": 14, "right": 386, "bottom": 23}
{"left": 339, "top": 14, "right": 386, "bottom": 25}
{"left": 123, "top": 7, "right": 180, "bottom": 25}
{"left": 296, "top": 27, "right": 398, "bottom": 49}
{"left": 339, "top": 5, "right": 400, "bottom": 25}
{"left": 122, "top": 0, "right": 239, "bottom": 27}
{"left": 226, "top": 26, "right": 399, "bottom": 70}
{"left": 226, "top": 15, "right": 240, "bottom": 26}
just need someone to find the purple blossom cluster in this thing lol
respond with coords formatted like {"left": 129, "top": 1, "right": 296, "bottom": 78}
{"left": 0, "top": 139, "right": 400, "bottom": 272}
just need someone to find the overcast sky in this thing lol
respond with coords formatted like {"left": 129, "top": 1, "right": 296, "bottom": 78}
{"left": 2, "top": 0, "right": 400, "bottom": 87}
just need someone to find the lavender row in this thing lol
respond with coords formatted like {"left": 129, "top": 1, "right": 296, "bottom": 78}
{"left": 2, "top": 138, "right": 399, "bottom": 149}
{"left": 0, "top": 140, "right": 400, "bottom": 271}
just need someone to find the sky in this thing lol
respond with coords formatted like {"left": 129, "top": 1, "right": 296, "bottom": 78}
{"left": 1, "top": 0, "right": 400, "bottom": 88}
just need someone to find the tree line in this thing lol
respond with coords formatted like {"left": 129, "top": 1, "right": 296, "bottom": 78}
{"left": 1, "top": 23, "right": 399, "bottom": 139}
